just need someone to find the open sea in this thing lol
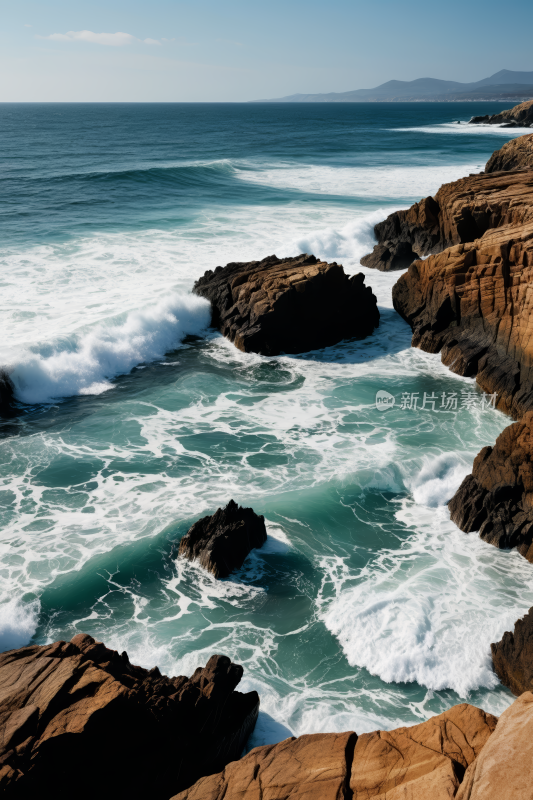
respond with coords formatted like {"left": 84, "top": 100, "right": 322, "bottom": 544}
{"left": 1, "top": 102, "right": 533, "bottom": 746}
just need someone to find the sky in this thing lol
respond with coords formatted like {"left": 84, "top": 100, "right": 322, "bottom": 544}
{"left": 2, "top": 0, "right": 533, "bottom": 102}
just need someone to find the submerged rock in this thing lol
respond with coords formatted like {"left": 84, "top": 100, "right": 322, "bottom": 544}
{"left": 193, "top": 253, "right": 379, "bottom": 355}
{"left": 485, "top": 133, "right": 533, "bottom": 173}
{"left": 448, "top": 413, "right": 533, "bottom": 562}
{"left": 176, "top": 499, "right": 267, "bottom": 578}
{"left": 174, "top": 703, "right": 496, "bottom": 800}
{"left": 469, "top": 98, "right": 533, "bottom": 127}
{"left": 0, "top": 634, "right": 259, "bottom": 799}
{"left": 491, "top": 607, "right": 533, "bottom": 696}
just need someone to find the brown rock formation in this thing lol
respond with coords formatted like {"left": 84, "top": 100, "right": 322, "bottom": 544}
{"left": 173, "top": 703, "right": 497, "bottom": 800}
{"left": 175, "top": 499, "right": 267, "bottom": 578}
{"left": 0, "top": 634, "right": 259, "bottom": 799}
{"left": 193, "top": 253, "right": 379, "bottom": 355}
{"left": 448, "top": 414, "right": 533, "bottom": 562}
{"left": 456, "top": 692, "right": 533, "bottom": 800}
{"left": 360, "top": 167, "right": 533, "bottom": 271}
{"left": 486, "top": 133, "right": 533, "bottom": 173}
{"left": 491, "top": 607, "right": 533, "bottom": 695}
{"left": 469, "top": 98, "right": 533, "bottom": 127}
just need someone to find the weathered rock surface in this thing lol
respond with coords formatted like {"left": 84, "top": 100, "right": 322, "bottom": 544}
{"left": 0, "top": 633, "right": 259, "bottom": 799}
{"left": 390, "top": 179, "right": 533, "bottom": 418}
{"left": 486, "top": 133, "right": 533, "bottom": 173}
{"left": 173, "top": 703, "right": 497, "bottom": 800}
{"left": 176, "top": 499, "right": 267, "bottom": 578}
{"left": 469, "top": 98, "right": 533, "bottom": 127}
{"left": 193, "top": 253, "right": 379, "bottom": 355}
{"left": 449, "top": 413, "right": 533, "bottom": 562}
{"left": 360, "top": 167, "right": 533, "bottom": 271}
{"left": 173, "top": 731, "right": 356, "bottom": 800}
{"left": 491, "top": 607, "right": 533, "bottom": 695}
{"left": 456, "top": 692, "right": 533, "bottom": 800}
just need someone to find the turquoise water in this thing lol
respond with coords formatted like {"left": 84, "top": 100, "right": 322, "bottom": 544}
{"left": 1, "top": 102, "right": 533, "bottom": 744}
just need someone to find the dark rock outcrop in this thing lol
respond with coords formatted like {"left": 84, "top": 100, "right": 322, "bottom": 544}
{"left": 448, "top": 414, "right": 533, "bottom": 562}
{"left": 174, "top": 703, "right": 497, "bottom": 800}
{"left": 469, "top": 98, "right": 533, "bottom": 127}
{"left": 176, "top": 500, "right": 267, "bottom": 578}
{"left": 193, "top": 253, "right": 379, "bottom": 355}
{"left": 491, "top": 609, "right": 533, "bottom": 696}
{"left": 0, "top": 633, "right": 259, "bottom": 799}
{"left": 0, "top": 370, "right": 15, "bottom": 417}
{"left": 486, "top": 133, "right": 533, "bottom": 173}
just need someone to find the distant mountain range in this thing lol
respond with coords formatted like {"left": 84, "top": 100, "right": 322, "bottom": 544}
{"left": 252, "top": 70, "right": 533, "bottom": 103}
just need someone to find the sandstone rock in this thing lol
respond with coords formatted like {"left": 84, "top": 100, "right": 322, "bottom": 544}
{"left": 456, "top": 692, "right": 533, "bottom": 800}
{"left": 469, "top": 98, "right": 533, "bottom": 127}
{"left": 173, "top": 703, "right": 496, "bottom": 800}
{"left": 349, "top": 703, "right": 497, "bottom": 800}
{"left": 486, "top": 133, "right": 533, "bottom": 173}
{"left": 391, "top": 200, "right": 533, "bottom": 419}
{"left": 0, "top": 634, "right": 259, "bottom": 799}
{"left": 448, "top": 414, "right": 533, "bottom": 562}
{"left": 360, "top": 168, "right": 533, "bottom": 271}
{"left": 193, "top": 253, "right": 379, "bottom": 355}
{"left": 491, "top": 607, "right": 533, "bottom": 695}
{"left": 172, "top": 732, "right": 356, "bottom": 800}
{"left": 175, "top": 500, "right": 267, "bottom": 578}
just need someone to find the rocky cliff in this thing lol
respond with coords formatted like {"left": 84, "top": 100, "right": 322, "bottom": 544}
{"left": 491, "top": 606, "right": 533, "bottom": 696}
{"left": 486, "top": 133, "right": 533, "bottom": 172}
{"left": 360, "top": 167, "right": 533, "bottom": 271}
{"left": 469, "top": 98, "right": 533, "bottom": 127}
{"left": 0, "top": 634, "right": 259, "bottom": 799}
{"left": 448, "top": 414, "right": 533, "bottom": 562}
{"left": 193, "top": 253, "right": 379, "bottom": 355}
{"left": 174, "top": 703, "right": 497, "bottom": 800}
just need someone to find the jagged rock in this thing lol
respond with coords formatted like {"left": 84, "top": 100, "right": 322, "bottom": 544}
{"left": 360, "top": 167, "right": 533, "bottom": 271}
{"left": 491, "top": 607, "right": 533, "bottom": 695}
{"left": 173, "top": 703, "right": 497, "bottom": 800}
{"left": 390, "top": 175, "right": 533, "bottom": 418}
{"left": 448, "top": 414, "right": 533, "bottom": 562}
{"left": 193, "top": 253, "right": 379, "bottom": 355}
{"left": 175, "top": 500, "right": 267, "bottom": 578}
{"left": 469, "top": 98, "right": 533, "bottom": 127}
{"left": 360, "top": 239, "right": 419, "bottom": 272}
{"left": 456, "top": 692, "right": 533, "bottom": 800}
{"left": 486, "top": 133, "right": 533, "bottom": 173}
{"left": 0, "top": 634, "right": 259, "bottom": 799}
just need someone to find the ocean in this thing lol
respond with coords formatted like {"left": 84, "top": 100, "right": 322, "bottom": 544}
{"left": 1, "top": 101, "right": 532, "bottom": 746}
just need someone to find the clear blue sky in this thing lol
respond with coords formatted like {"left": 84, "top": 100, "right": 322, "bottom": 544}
{"left": 3, "top": 0, "right": 533, "bottom": 101}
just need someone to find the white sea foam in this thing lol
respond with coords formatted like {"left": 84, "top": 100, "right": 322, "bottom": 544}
{"left": 237, "top": 163, "right": 484, "bottom": 198}
{"left": 321, "top": 502, "right": 533, "bottom": 697}
{"left": 0, "top": 597, "right": 40, "bottom": 651}
{"left": 393, "top": 122, "right": 532, "bottom": 137}
{"left": 7, "top": 292, "right": 210, "bottom": 404}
